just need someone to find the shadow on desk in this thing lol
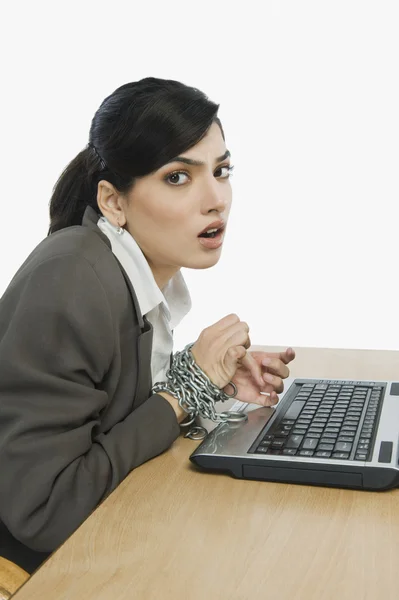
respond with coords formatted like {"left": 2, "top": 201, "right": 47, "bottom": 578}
{"left": 0, "top": 522, "right": 51, "bottom": 576}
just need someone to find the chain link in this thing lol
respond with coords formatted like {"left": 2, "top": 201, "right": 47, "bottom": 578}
{"left": 152, "top": 342, "right": 238, "bottom": 426}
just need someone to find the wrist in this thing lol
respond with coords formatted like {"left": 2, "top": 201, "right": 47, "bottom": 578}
{"left": 157, "top": 391, "right": 187, "bottom": 424}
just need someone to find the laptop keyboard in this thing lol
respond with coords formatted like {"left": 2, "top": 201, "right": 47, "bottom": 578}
{"left": 253, "top": 381, "right": 384, "bottom": 461}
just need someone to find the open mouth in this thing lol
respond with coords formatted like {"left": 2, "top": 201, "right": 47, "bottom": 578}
{"left": 197, "top": 225, "right": 226, "bottom": 249}
{"left": 198, "top": 225, "right": 225, "bottom": 239}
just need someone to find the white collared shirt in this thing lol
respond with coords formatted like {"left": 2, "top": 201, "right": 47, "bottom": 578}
{"left": 97, "top": 216, "right": 192, "bottom": 385}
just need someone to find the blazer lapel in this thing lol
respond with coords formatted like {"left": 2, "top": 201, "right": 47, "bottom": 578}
{"left": 81, "top": 205, "right": 173, "bottom": 398}
{"left": 109, "top": 254, "right": 153, "bottom": 403}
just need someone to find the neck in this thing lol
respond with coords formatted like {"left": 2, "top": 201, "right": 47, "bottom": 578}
{"left": 149, "top": 263, "right": 180, "bottom": 291}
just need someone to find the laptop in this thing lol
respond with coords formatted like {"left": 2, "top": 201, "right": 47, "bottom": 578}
{"left": 190, "top": 377, "right": 399, "bottom": 491}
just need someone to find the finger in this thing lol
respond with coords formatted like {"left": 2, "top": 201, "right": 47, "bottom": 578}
{"left": 260, "top": 348, "right": 296, "bottom": 365}
{"left": 262, "top": 371, "right": 284, "bottom": 394}
{"left": 285, "top": 347, "right": 296, "bottom": 362}
{"left": 244, "top": 335, "right": 251, "bottom": 350}
{"left": 223, "top": 325, "right": 251, "bottom": 363}
{"left": 240, "top": 350, "right": 265, "bottom": 388}
{"left": 258, "top": 381, "right": 274, "bottom": 394}
{"left": 261, "top": 357, "right": 290, "bottom": 379}
{"left": 212, "top": 313, "right": 242, "bottom": 333}
{"left": 256, "top": 390, "right": 279, "bottom": 407}
{"left": 279, "top": 347, "right": 296, "bottom": 364}
{"left": 222, "top": 322, "right": 250, "bottom": 350}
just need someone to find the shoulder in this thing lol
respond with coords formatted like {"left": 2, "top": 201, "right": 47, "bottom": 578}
{"left": 2, "top": 224, "right": 142, "bottom": 328}
{"left": 2, "top": 225, "right": 134, "bottom": 317}
{"left": 10, "top": 225, "right": 121, "bottom": 288}
{"left": 28, "top": 225, "right": 111, "bottom": 270}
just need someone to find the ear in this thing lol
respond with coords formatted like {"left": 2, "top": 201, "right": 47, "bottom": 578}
{"left": 96, "top": 180, "right": 127, "bottom": 226}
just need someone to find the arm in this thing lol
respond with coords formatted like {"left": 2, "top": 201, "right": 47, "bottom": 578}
{"left": 157, "top": 391, "right": 188, "bottom": 423}
{"left": 0, "top": 253, "right": 180, "bottom": 552}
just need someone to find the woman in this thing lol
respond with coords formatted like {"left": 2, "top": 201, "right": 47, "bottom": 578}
{"left": 0, "top": 77, "right": 295, "bottom": 574}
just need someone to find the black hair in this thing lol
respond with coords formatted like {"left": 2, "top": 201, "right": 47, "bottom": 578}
{"left": 48, "top": 77, "right": 224, "bottom": 235}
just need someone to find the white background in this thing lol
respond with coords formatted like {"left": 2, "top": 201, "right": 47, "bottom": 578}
{"left": 1, "top": 1, "right": 398, "bottom": 351}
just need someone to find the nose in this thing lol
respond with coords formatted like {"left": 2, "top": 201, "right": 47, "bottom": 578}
{"left": 201, "top": 177, "right": 231, "bottom": 215}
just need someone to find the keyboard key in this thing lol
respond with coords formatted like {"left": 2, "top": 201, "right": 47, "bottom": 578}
{"left": 357, "top": 442, "right": 369, "bottom": 449}
{"left": 318, "top": 443, "right": 334, "bottom": 451}
{"left": 299, "top": 450, "right": 314, "bottom": 456}
{"left": 285, "top": 435, "right": 304, "bottom": 449}
{"left": 355, "top": 453, "right": 368, "bottom": 460}
{"left": 332, "top": 452, "right": 350, "bottom": 459}
{"left": 282, "top": 448, "right": 297, "bottom": 456}
{"left": 273, "top": 429, "right": 290, "bottom": 437}
{"left": 335, "top": 441, "right": 352, "bottom": 452}
{"left": 302, "top": 438, "right": 319, "bottom": 450}
{"left": 271, "top": 439, "right": 285, "bottom": 448}
{"left": 284, "top": 401, "right": 306, "bottom": 420}
{"left": 315, "top": 451, "right": 332, "bottom": 458}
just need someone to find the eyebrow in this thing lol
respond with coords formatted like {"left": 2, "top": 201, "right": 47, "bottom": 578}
{"left": 164, "top": 149, "right": 231, "bottom": 167}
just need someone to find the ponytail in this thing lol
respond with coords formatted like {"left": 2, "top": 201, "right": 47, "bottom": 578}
{"left": 48, "top": 147, "right": 97, "bottom": 235}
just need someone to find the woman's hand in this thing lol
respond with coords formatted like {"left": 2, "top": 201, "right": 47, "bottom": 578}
{"left": 223, "top": 348, "right": 296, "bottom": 406}
{"left": 190, "top": 313, "right": 260, "bottom": 389}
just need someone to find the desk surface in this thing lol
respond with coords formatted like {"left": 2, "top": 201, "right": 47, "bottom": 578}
{"left": 14, "top": 346, "right": 399, "bottom": 600}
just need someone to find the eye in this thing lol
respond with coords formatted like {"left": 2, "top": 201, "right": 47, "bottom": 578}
{"left": 165, "top": 171, "right": 190, "bottom": 186}
{"left": 216, "top": 165, "right": 235, "bottom": 179}
{"left": 164, "top": 164, "right": 235, "bottom": 187}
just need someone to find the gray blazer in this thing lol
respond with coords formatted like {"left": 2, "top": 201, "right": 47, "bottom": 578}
{"left": 0, "top": 205, "right": 180, "bottom": 567}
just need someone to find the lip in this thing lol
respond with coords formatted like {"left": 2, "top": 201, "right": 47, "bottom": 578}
{"left": 198, "top": 228, "right": 225, "bottom": 249}
{"left": 198, "top": 220, "right": 226, "bottom": 236}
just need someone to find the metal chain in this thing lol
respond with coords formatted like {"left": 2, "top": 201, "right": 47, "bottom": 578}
{"left": 152, "top": 342, "right": 238, "bottom": 427}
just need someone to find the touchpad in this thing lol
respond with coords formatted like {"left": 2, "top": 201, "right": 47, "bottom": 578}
{"left": 390, "top": 383, "right": 399, "bottom": 396}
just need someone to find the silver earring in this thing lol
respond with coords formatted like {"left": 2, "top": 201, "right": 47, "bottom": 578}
{"left": 116, "top": 220, "right": 124, "bottom": 235}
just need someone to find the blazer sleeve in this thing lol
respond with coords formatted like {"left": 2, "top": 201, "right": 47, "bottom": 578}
{"left": 0, "top": 253, "right": 180, "bottom": 553}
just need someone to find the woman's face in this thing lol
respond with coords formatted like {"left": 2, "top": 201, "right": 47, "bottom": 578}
{"left": 98, "top": 121, "right": 233, "bottom": 289}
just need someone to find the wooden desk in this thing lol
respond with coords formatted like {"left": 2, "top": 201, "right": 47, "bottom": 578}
{"left": 13, "top": 347, "right": 399, "bottom": 600}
